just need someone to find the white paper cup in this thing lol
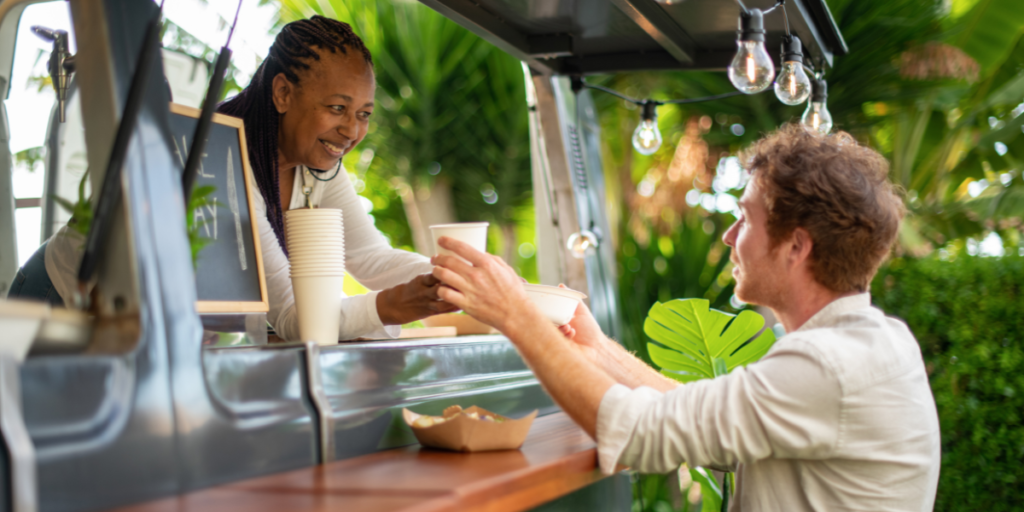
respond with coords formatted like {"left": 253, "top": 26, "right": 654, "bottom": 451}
{"left": 285, "top": 223, "right": 343, "bottom": 231}
{"left": 287, "top": 240, "right": 345, "bottom": 248}
{"left": 285, "top": 208, "right": 343, "bottom": 217}
{"left": 287, "top": 244, "right": 345, "bottom": 251}
{"left": 290, "top": 275, "right": 345, "bottom": 345}
{"left": 288, "top": 249, "right": 345, "bottom": 258}
{"left": 289, "top": 264, "right": 346, "bottom": 272}
{"left": 289, "top": 264, "right": 346, "bottom": 273}
{"left": 288, "top": 256, "right": 345, "bottom": 264}
{"left": 523, "top": 284, "right": 587, "bottom": 326}
{"left": 430, "top": 222, "right": 489, "bottom": 260}
{"left": 284, "top": 229, "right": 344, "bottom": 236}
{"left": 290, "top": 271, "right": 346, "bottom": 278}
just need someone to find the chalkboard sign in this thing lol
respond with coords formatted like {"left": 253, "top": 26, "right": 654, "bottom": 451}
{"left": 168, "top": 103, "right": 268, "bottom": 313}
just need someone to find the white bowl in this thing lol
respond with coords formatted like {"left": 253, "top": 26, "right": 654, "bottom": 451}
{"left": 522, "top": 284, "right": 587, "bottom": 326}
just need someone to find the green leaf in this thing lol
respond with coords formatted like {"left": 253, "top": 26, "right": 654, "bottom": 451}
{"left": 983, "top": 71, "right": 1024, "bottom": 109}
{"left": 649, "top": 345, "right": 713, "bottom": 378}
{"left": 644, "top": 298, "right": 777, "bottom": 383}
{"left": 689, "top": 467, "right": 722, "bottom": 512}
{"left": 948, "top": 0, "right": 1024, "bottom": 74}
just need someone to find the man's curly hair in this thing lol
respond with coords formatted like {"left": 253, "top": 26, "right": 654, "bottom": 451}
{"left": 740, "top": 124, "right": 906, "bottom": 293}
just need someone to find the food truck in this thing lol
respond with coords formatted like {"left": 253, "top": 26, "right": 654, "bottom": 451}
{"left": 0, "top": 0, "right": 847, "bottom": 510}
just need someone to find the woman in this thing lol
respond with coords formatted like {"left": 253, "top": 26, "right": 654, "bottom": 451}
{"left": 10, "top": 16, "right": 457, "bottom": 341}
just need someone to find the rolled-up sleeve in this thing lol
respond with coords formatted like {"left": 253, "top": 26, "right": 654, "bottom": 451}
{"left": 596, "top": 341, "right": 842, "bottom": 475}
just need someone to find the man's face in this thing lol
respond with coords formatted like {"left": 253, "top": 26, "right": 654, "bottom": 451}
{"left": 275, "top": 49, "right": 375, "bottom": 171}
{"left": 722, "top": 179, "right": 788, "bottom": 308}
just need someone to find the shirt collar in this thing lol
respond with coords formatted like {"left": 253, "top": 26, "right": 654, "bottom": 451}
{"left": 794, "top": 293, "right": 871, "bottom": 333}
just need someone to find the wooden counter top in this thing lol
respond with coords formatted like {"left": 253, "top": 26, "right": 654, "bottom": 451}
{"left": 112, "top": 412, "right": 610, "bottom": 512}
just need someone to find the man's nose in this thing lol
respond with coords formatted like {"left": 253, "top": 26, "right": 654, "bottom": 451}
{"left": 722, "top": 222, "right": 737, "bottom": 247}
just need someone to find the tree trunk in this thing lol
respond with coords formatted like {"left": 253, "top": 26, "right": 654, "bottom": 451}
{"left": 398, "top": 178, "right": 458, "bottom": 256}
{"left": 500, "top": 223, "right": 516, "bottom": 267}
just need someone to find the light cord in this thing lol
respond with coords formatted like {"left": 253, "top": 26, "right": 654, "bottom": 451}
{"left": 578, "top": 78, "right": 749, "bottom": 109}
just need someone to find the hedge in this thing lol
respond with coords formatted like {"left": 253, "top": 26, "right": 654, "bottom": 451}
{"left": 872, "top": 255, "right": 1024, "bottom": 511}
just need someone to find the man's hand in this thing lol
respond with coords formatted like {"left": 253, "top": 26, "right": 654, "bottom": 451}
{"left": 430, "top": 237, "right": 539, "bottom": 334}
{"left": 432, "top": 237, "right": 617, "bottom": 439}
{"left": 376, "top": 273, "right": 460, "bottom": 326}
{"left": 557, "top": 287, "right": 608, "bottom": 362}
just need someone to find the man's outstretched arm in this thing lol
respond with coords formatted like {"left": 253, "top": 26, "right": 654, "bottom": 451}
{"left": 559, "top": 300, "right": 680, "bottom": 393}
{"left": 430, "top": 238, "right": 617, "bottom": 438}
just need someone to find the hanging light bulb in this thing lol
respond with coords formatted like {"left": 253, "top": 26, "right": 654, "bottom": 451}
{"left": 632, "top": 101, "right": 662, "bottom": 155}
{"left": 728, "top": 9, "right": 774, "bottom": 94}
{"left": 774, "top": 36, "right": 811, "bottom": 105}
{"left": 801, "top": 79, "right": 833, "bottom": 134}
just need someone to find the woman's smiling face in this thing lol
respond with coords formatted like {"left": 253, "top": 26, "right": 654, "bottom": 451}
{"left": 272, "top": 48, "right": 375, "bottom": 172}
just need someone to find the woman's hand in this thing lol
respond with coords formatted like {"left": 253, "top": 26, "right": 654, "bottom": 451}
{"left": 376, "top": 273, "right": 460, "bottom": 326}
{"left": 430, "top": 237, "right": 538, "bottom": 334}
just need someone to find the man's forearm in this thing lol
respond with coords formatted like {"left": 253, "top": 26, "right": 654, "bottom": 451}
{"left": 503, "top": 314, "right": 617, "bottom": 438}
{"left": 591, "top": 336, "right": 680, "bottom": 392}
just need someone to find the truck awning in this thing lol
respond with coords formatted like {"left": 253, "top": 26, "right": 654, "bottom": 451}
{"left": 417, "top": 0, "right": 848, "bottom": 75}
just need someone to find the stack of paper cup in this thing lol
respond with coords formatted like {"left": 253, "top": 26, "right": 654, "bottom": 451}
{"left": 285, "top": 208, "right": 345, "bottom": 345}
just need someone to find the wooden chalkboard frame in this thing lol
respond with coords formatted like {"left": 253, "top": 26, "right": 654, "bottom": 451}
{"left": 171, "top": 103, "right": 269, "bottom": 313}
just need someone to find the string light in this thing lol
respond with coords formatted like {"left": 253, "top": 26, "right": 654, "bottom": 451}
{"left": 728, "top": 8, "right": 774, "bottom": 94}
{"left": 632, "top": 101, "right": 662, "bottom": 155}
{"left": 801, "top": 78, "right": 832, "bottom": 134}
{"left": 774, "top": 35, "right": 811, "bottom": 105}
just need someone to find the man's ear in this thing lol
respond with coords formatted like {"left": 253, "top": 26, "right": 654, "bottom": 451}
{"left": 271, "top": 73, "right": 295, "bottom": 114}
{"left": 788, "top": 227, "right": 814, "bottom": 268}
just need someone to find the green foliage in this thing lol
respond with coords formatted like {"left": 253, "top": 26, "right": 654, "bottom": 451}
{"left": 688, "top": 467, "right": 722, "bottom": 512}
{"left": 872, "top": 255, "right": 1024, "bottom": 511}
{"left": 186, "top": 185, "right": 218, "bottom": 269}
{"left": 14, "top": 146, "right": 45, "bottom": 170}
{"left": 645, "top": 299, "right": 776, "bottom": 383}
{"left": 52, "top": 168, "right": 92, "bottom": 237}
{"left": 618, "top": 212, "right": 739, "bottom": 364}
{"left": 161, "top": 18, "right": 245, "bottom": 99}
{"left": 640, "top": 299, "right": 775, "bottom": 510}
{"left": 277, "top": 0, "right": 532, "bottom": 228}
{"left": 947, "top": 0, "right": 1024, "bottom": 73}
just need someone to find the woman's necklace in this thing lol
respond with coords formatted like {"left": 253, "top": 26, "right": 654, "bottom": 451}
{"left": 300, "top": 162, "right": 342, "bottom": 208}
{"left": 308, "top": 162, "right": 342, "bottom": 182}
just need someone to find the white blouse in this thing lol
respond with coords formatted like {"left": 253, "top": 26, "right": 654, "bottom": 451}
{"left": 253, "top": 164, "right": 433, "bottom": 341}
{"left": 45, "top": 164, "right": 433, "bottom": 341}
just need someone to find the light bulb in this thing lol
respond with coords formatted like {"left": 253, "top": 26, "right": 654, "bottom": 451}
{"left": 774, "top": 36, "right": 811, "bottom": 105}
{"left": 802, "top": 101, "right": 832, "bottom": 134}
{"left": 728, "top": 9, "right": 774, "bottom": 94}
{"left": 632, "top": 102, "right": 662, "bottom": 155}
{"left": 801, "top": 79, "right": 832, "bottom": 134}
{"left": 567, "top": 230, "right": 599, "bottom": 259}
{"left": 775, "top": 61, "right": 811, "bottom": 105}
{"left": 632, "top": 119, "right": 662, "bottom": 155}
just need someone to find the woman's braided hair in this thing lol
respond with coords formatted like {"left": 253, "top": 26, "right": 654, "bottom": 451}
{"left": 218, "top": 16, "right": 373, "bottom": 252}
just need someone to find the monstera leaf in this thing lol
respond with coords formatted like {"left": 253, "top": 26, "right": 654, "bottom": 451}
{"left": 644, "top": 298, "right": 777, "bottom": 383}
{"left": 644, "top": 299, "right": 777, "bottom": 511}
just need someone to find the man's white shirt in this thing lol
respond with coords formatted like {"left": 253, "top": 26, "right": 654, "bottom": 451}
{"left": 597, "top": 293, "right": 941, "bottom": 511}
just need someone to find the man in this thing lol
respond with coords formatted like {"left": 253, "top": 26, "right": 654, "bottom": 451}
{"left": 431, "top": 124, "right": 941, "bottom": 511}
